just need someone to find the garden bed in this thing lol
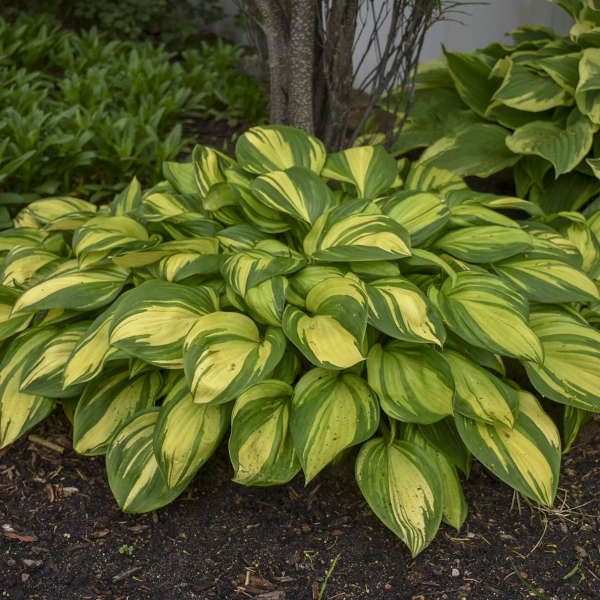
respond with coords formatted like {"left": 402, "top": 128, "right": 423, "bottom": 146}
{"left": 1, "top": 416, "right": 599, "bottom": 600}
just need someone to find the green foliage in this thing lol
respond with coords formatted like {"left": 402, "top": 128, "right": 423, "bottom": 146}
{"left": 1, "top": 125, "right": 599, "bottom": 557}
{"left": 389, "top": 0, "right": 600, "bottom": 215}
{"left": 0, "top": 14, "right": 266, "bottom": 217}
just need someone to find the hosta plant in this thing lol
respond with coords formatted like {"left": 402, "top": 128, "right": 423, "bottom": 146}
{"left": 1, "top": 125, "right": 599, "bottom": 557}
{"left": 389, "top": 0, "right": 600, "bottom": 215}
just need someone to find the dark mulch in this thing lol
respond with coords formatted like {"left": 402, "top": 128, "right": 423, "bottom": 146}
{"left": 1, "top": 417, "right": 599, "bottom": 600}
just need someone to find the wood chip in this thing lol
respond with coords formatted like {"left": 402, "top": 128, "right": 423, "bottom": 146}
{"left": 91, "top": 528, "right": 110, "bottom": 538}
{"left": 3, "top": 532, "right": 38, "bottom": 542}
{"left": 255, "top": 592, "right": 285, "bottom": 600}
{"left": 28, "top": 434, "right": 64, "bottom": 454}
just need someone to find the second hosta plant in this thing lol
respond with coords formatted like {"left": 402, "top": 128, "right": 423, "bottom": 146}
{"left": 1, "top": 125, "right": 600, "bottom": 556}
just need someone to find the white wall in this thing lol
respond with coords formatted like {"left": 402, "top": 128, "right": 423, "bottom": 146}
{"left": 420, "top": 0, "right": 574, "bottom": 62}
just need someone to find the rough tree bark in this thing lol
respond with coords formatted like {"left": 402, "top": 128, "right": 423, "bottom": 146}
{"left": 239, "top": 1, "right": 470, "bottom": 151}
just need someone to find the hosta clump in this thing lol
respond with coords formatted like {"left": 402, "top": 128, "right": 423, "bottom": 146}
{"left": 389, "top": 0, "right": 600, "bottom": 217}
{"left": 1, "top": 125, "right": 600, "bottom": 557}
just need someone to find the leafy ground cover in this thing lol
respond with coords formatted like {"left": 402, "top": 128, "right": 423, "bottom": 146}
{"left": 0, "top": 416, "right": 599, "bottom": 600}
{"left": 0, "top": 13, "right": 265, "bottom": 221}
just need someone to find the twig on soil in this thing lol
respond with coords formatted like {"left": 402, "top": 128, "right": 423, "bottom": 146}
{"left": 28, "top": 435, "right": 64, "bottom": 454}
{"left": 112, "top": 566, "right": 141, "bottom": 583}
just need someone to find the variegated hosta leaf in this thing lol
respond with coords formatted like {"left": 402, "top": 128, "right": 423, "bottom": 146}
{"left": 63, "top": 302, "right": 122, "bottom": 387}
{"left": 403, "top": 162, "right": 468, "bottom": 196}
{"left": 455, "top": 391, "right": 561, "bottom": 506}
{"left": 20, "top": 322, "right": 89, "bottom": 398}
{"left": 147, "top": 248, "right": 221, "bottom": 282}
{"left": 244, "top": 276, "right": 288, "bottom": 326}
{"left": 162, "top": 162, "right": 198, "bottom": 195}
{"left": 106, "top": 408, "right": 186, "bottom": 513}
{"left": 0, "top": 286, "right": 32, "bottom": 341}
{"left": 109, "top": 177, "right": 142, "bottom": 216}
{"left": 26, "top": 197, "right": 97, "bottom": 225}
{"left": 269, "top": 348, "right": 301, "bottom": 384}
{"left": 522, "top": 222, "right": 583, "bottom": 268}
{"left": 367, "top": 343, "right": 454, "bottom": 424}
{"left": 221, "top": 239, "right": 305, "bottom": 297}
{"left": 432, "top": 225, "right": 533, "bottom": 263}
{"left": 0, "top": 228, "right": 47, "bottom": 253}
{"left": 402, "top": 425, "right": 467, "bottom": 531}
{"left": 303, "top": 201, "right": 411, "bottom": 262}
{"left": 0, "top": 328, "right": 56, "bottom": 448}
{"left": 444, "top": 350, "right": 519, "bottom": 427}
{"left": 12, "top": 262, "right": 130, "bottom": 314}
{"left": 282, "top": 276, "right": 367, "bottom": 369}
{"left": 229, "top": 379, "right": 300, "bottom": 485}
{"left": 192, "top": 144, "right": 235, "bottom": 196}
{"left": 72, "top": 215, "right": 150, "bottom": 258}
{"left": 153, "top": 376, "right": 229, "bottom": 488}
{"left": 287, "top": 265, "right": 347, "bottom": 307}
{"left": 183, "top": 311, "right": 286, "bottom": 405}
{"left": 216, "top": 224, "right": 270, "bottom": 252}
{"left": 321, "top": 145, "right": 397, "bottom": 199}
{"left": 419, "top": 417, "right": 471, "bottom": 476}
{"left": 0, "top": 246, "right": 62, "bottom": 289}
{"left": 448, "top": 204, "right": 520, "bottom": 229}
{"left": 523, "top": 306, "right": 600, "bottom": 411}
{"left": 419, "top": 123, "right": 519, "bottom": 178}
{"left": 112, "top": 238, "right": 218, "bottom": 269}
{"left": 250, "top": 167, "right": 335, "bottom": 225}
{"left": 379, "top": 191, "right": 450, "bottom": 247}
{"left": 444, "top": 331, "right": 505, "bottom": 376}
{"left": 349, "top": 260, "right": 401, "bottom": 281}
{"left": 235, "top": 125, "right": 326, "bottom": 175}
{"left": 430, "top": 272, "right": 544, "bottom": 363}
{"left": 554, "top": 217, "right": 600, "bottom": 274}
{"left": 142, "top": 192, "right": 205, "bottom": 221}
{"left": 449, "top": 188, "right": 544, "bottom": 217}
{"left": 73, "top": 368, "right": 162, "bottom": 455}
{"left": 109, "top": 280, "right": 219, "bottom": 368}
{"left": 291, "top": 368, "right": 379, "bottom": 483}
{"left": 355, "top": 438, "right": 442, "bottom": 557}
{"left": 234, "top": 183, "right": 291, "bottom": 234}
{"left": 493, "top": 256, "right": 599, "bottom": 302}
{"left": 366, "top": 277, "right": 445, "bottom": 345}
{"left": 576, "top": 48, "right": 600, "bottom": 125}
{"left": 493, "top": 61, "right": 572, "bottom": 112}
{"left": 506, "top": 110, "right": 596, "bottom": 177}
{"left": 563, "top": 406, "right": 591, "bottom": 453}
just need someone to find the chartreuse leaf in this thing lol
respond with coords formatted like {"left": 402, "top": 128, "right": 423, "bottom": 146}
{"left": 287, "top": 265, "right": 347, "bottom": 307}
{"left": 506, "top": 110, "right": 596, "bottom": 176}
{"left": 72, "top": 216, "right": 150, "bottom": 258}
{"left": 154, "top": 376, "right": 228, "bottom": 488}
{"left": 183, "top": 311, "right": 286, "bottom": 405}
{"left": 12, "top": 262, "right": 129, "bottom": 314}
{"left": 109, "top": 177, "right": 142, "bottom": 216}
{"left": 291, "top": 368, "right": 379, "bottom": 483}
{"left": 493, "top": 256, "right": 599, "bottom": 302}
{"left": 0, "top": 286, "right": 32, "bottom": 341}
{"left": 221, "top": 240, "right": 305, "bottom": 297}
{"left": 73, "top": 368, "right": 162, "bottom": 456}
{"left": 563, "top": 406, "right": 591, "bottom": 453}
{"left": 162, "top": 162, "right": 198, "bottom": 195}
{"left": 0, "top": 328, "right": 57, "bottom": 449}
{"left": 444, "top": 350, "right": 519, "bottom": 428}
{"left": 321, "top": 145, "right": 397, "bottom": 199}
{"left": 109, "top": 281, "right": 219, "bottom": 368}
{"left": 235, "top": 125, "right": 326, "bottom": 175}
{"left": 379, "top": 190, "right": 450, "bottom": 247}
{"left": 433, "top": 225, "right": 533, "bottom": 263}
{"left": 20, "top": 323, "right": 89, "bottom": 398}
{"left": 303, "top": 201, "right": 411, "bottom": 262}
{"left": 229, "top": 379, "right": 300, "bottom": 485}
{"left": 355, "top": 438, "right": 442, "bottom": 557}
{"left": 366, "top": 278, "right": 445, "bottom": 345}
{"left": 430, "top": 272, "right": 543, "bottom": 363}
{"left": 250, "top": 167, "right": 335, "bottom": 225}
{"left": 106, "top": 409, "right": 186, "bottom": 513}
{"left": 523, "top": 306, "right": 600, "bottom": 411}
{"left": 367, "top": 343, "right": 453, "bottom": 424}
{"left": 282, "top": 276, "right": 367, "bottom": 369}
{"left": 1, "top": 246, "right": 62, "bottom": 289}
{"left": 576, "top": 48, "right": 600, "bottom": 124}
{"left": 63, "top": 302, "right": 122, "bottom": 387}
{"left": 493, "top": 61, "right": 572, "bottom": 112}
{"left": 456, "top": 391, "right": 560, "bottom": 506}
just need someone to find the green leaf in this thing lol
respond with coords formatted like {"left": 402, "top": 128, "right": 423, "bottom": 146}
{"left": 291, "top": 368, "right": 379, "bottom": 483}
{"left": 576, "top": 48, "right": 600, "bottom": 124}
{"left": 229, "top": 379, "right": 300, "bottom": 485}
{"left": 456, "top": 391, "right": 560, "bottom": 506}
{"left": 563, "top": 406, "right": 591, "bottom": 453}
{"left": 106, "top": 409, "right": 186, "bottom": 513}
{"left": 355, "top": 438, "right": 442, "bottom": 556}
{"left": 367, "top": 342, "right": 453, "bottom": 424}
